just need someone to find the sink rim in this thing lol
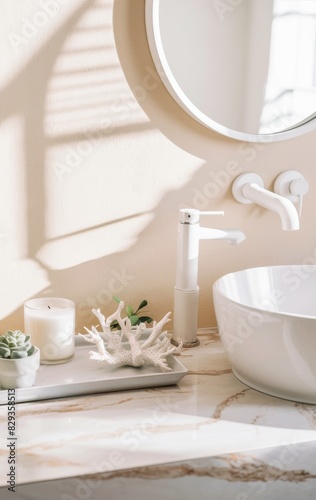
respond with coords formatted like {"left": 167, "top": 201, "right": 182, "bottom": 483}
{"left": 213, "top": 264, "right": 316, "bottom": 404}
{"left": 213, "top": 264, "right": 316, "bottom": 321}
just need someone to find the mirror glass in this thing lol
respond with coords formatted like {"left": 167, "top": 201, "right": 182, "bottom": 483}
{"left": 146, "top": 0, "right": 316, "bottom": 141}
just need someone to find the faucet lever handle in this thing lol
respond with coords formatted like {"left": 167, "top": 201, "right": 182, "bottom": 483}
{"left": 179, "top": 209, "right": 224, "bottom": 224}
{"left": 290, "top": 178, "right": 308, "bottom": 217}
{"left": 199, "top": 211, "right": 224, "bottom": 216}
{"left": 298, "top": 195, "right": 303, "bottom": 218}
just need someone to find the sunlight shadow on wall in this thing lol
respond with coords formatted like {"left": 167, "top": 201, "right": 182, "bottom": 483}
{"left": 45, "top": 0, "right": 150, "bottom": 143}
{"left": 40, "top": 0, "right": 155, "bottom": 270}
{"left": 0, "top": 0, "right": 156, "bottom": 322}
{"left": 37, "top": 212, "right": 155, "bottom": 270}
{"left": 0, "top": 0, "right": 201, "bottom": 328}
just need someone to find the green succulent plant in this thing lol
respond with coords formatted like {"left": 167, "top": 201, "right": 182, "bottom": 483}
{"left": 110, "top": 297, "right": 153, "bottom": 330}
{"left": 0, "top": 330, "right": 35, "bottom": 359}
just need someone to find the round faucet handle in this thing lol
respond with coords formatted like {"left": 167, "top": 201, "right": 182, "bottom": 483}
{"left": 274, "top": 171, "right": 309, "bottom": 218}
{"left": 232, "top": 173, "right": 264, "bottom": 204}
{"left": 289, "top": 178, "right": 309, "bottom": 197}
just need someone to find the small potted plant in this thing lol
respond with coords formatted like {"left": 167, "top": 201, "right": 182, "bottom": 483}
{"left": 0, "top": 330, "right": 40, "bottom": 389}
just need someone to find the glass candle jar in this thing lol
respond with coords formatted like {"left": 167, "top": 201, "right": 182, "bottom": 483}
{"left": 24, "top": 298, "right": 75, "bottom": 365}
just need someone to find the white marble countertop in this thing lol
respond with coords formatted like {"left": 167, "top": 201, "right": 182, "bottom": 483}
{"left": 0, "top": 329, "right": 316, "bottom": 498}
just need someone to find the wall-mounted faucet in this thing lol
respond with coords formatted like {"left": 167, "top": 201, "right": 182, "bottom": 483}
{"left": 232, "top": 173, "right": 300, "bottom": 230}
{"left": 171, "top": 209, "right": 245, "bottom": 348}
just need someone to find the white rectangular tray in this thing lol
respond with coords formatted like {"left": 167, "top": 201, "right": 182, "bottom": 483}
{"left": 0, "top": 337, "right": 188, "bottom": 404}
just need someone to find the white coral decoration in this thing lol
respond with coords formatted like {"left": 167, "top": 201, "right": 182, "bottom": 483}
{"left": 80, "top": 301, "right": 182, "bottom": 372}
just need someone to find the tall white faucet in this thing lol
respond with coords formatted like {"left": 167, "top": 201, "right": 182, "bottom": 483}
{"left": 232, "top": 173, "right": 300, "bottom": 230}
{"left": 171, "top": 209, "right": 245, "bottom": 348}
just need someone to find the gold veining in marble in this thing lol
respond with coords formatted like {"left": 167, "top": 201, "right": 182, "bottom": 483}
{"left": 211, "top": 389, "right": 251, "bottom": 419}
{"left": 79, "top": 454, "right": 316, "bottom": 483}
{"left": 187, "top": 368, "right": 232, "bottom": 376}
{"left": 16, "top": 396, "right": 136, "bottom": 417}
{"left": 20, "top": 451, "right": 80, "bottom": 468}
{"left": 1, "top": 334, "right": 316, "bottom": 489}
{"left": 295, "top": 404, "right": 316, "bottom": 427}
{"left": 14, "top": 387, "right": 192, "bottom": 417}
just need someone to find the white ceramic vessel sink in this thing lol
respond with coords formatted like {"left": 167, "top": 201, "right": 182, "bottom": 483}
{"left": 213, "top": 265, "right": 316, "bottom": 404}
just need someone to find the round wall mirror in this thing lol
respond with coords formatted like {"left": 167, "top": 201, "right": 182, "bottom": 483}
{"left": 145, "top": 0, "right": 316, "bottom": 142}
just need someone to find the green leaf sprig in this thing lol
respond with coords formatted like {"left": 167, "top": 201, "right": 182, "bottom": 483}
{"left": 110, "top": 297, "right": 153, "bottom": 330}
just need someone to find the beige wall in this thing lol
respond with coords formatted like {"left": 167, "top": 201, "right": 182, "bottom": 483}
{"left": 0, "top": 0, "right": 315, "bottom": 335}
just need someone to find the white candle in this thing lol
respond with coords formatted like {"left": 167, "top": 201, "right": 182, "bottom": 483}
{"left": 24, "top": 298, "right": 76, "bottom": 364}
